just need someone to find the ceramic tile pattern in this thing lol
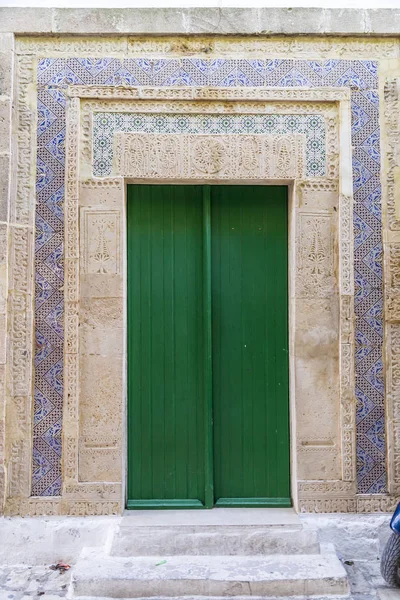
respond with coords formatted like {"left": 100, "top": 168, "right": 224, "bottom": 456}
{"left": 93, "top": 113, "right": 326, "bottom": 177}
{"left": 34, "top": 57, "right": 382, "bottom": 496}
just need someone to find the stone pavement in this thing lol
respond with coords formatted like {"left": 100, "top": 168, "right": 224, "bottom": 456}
{"left": 343, "top": 557, "right": 392, "bottom": 600}
{"left": 0, "top": 566, "right": 71, "bottom": 600}
{"left": 0, "top": 559, "right": 398, "bottom": 600}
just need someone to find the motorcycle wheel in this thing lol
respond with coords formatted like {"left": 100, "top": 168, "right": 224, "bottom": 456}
{"left": 381, "top": 531, "right": 400, "bottom": 586}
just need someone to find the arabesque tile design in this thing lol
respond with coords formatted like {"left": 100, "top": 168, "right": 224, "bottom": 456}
{"left": 34, "top": 57, "right": 382, "bottom": 496}
{"left": 93, "top": 113, "right": 326, "bottom": 178}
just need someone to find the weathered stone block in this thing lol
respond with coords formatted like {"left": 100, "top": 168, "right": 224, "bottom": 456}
{"left": 0, "top": 8, "right": 52, "bottom": 33}
{"left": 80, "top": 297, "right": 123, "bottom": 356}
{"left": 185, "top": 7, "right": 262, "bottom": 35}
{"left": 295, "top": 298, "right": 341, "bottom": 481}
{"left": 0, "top": 155, "right": 10, "bottom": 222}
{"left": 367, "top": 9, "right": 400, "bottom": 34}
{"left": 79, "top": 355, "right": 123, "bottom": 482}
{"left": 0, "top": 314, "right": 5, "bottom": 364}
{"left": 0, "top": 224, "right": 7, "bottom": 314}
{"left": 0, "top": 99, "right": 11, "bottom": 154}
{"left": 79, "top": 180, "right": 122, "bottom": 208}
{"left": 0, "top": 52, "right": 12, "bottom": 96}
{"left": 0, "top": 34, "right": 13, "bottom": 54}
{"left": 53, "top": 7, "right": 184, "bottom": 35}
{"left": 80, "top": 274, "right": 123, "bottom": 299}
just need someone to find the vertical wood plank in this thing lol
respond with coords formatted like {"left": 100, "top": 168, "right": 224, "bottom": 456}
{"left": 203, "top": 185, "right": 214, "bottom": 508}
{"left": 127, "top": 185, "right": 205, "bottom": 508}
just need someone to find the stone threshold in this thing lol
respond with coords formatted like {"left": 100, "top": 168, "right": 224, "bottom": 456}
{"left": 120, "top": 507, "right": 300, "bottom": 527}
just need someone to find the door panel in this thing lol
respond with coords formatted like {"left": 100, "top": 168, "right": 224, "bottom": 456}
{"left": 127, "top": 184, "right": 290, "bottom": 509}
{"left": 127, "top": 185, "right": 206, "bottom": 508}
{"left": 211, "top": 185, "right": 290, "bottom": 506}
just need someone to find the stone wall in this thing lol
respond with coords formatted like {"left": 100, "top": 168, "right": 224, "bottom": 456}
{"left": 0, "top": 31, "right": 16, "bottom": 515}
{"left": 0, "top": 8, "right": 400, "bottom": 515}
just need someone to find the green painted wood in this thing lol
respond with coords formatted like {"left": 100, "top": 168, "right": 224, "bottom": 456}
{"left": 215, "top": 498, "right": 291, "bottom": 508}
{"left": 127, "top": 499, "right": 204, "bottom": 509}
{"left": 127, "top": 185, "right": 207, "bottom": 507}
{"left": 211, "top": 185, "right": 290, "bottom": 505}
{"left": 127, "top": 184, "right": 290, "bottom": 509}
{"left": 203, "top": 185, "right": 214, "bottom": 509}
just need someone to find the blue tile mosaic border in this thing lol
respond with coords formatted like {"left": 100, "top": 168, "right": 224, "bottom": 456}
{"left": 34, "top": 57, "right": 383, "bottom": 496}
{"left": 93, "top": 112, "right": 327, "bottom": 178}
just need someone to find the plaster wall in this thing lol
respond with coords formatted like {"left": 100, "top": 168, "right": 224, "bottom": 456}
{"left": 0, "top": 9, "right": 400, "bottom": 515}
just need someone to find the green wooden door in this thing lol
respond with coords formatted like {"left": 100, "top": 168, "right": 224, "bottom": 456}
{"left": 127, "top": 184, "right": 289, "bottom": 509}
{"left": 127, "top": 185, "right": 211, "bottom": 508}
{"left": 212, "top": 186, "right": 290, "bottom": 507}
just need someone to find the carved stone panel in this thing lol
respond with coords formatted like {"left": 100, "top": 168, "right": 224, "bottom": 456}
{"left": 296, "top": 213, "right": 335, "bottom": 298}
{"left": 78, "top": 355, "right": 123, "bottom": 483}
{"left": 295, "top": 298, "right": 341, "bottom": 481}
{"left": 114, "top": 133, "right": 306, "bottom": 180}
{"left": 81, "top": 209, "right": 121, "bottom": 276}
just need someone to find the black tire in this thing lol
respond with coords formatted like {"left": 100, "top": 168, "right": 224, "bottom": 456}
{"left": 381, "top": 531, "right": 400, "bottom": 586}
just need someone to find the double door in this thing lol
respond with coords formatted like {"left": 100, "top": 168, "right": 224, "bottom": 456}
{"left": 127, "top": 185, "right": 290, "bottom": 508}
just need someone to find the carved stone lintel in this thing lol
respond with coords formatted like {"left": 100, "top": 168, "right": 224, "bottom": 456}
{"left": 15, "top": 35, "right": 398, "bottom": 60}
{"left": 114, "top": 132, "right": 306, "bottom": 180}
{"left": 70, "top": 84, "right": 350, "bottom": 102}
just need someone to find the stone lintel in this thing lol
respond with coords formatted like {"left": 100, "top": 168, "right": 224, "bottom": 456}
{"left": 0, "top": 8, "right": 400, "bottom": 36}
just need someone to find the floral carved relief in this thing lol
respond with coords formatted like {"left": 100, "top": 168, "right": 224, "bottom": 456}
{"left": 114, "top": 133, "right": 306, "bottom": 180}
{"left": 296, "top": 214, "right": 334, "bottom": 298}
{"left": 82, "top": 210, "right": 121, "bottom": 275}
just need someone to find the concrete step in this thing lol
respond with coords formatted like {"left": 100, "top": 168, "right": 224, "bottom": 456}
{"left": 119, "top": 508, "right": 300, "bottom": 528}
{"left": 75, "top": 597, "right": 351, "bottom": 600}
{"left": 111, "top": 508, "right": 318, "bottom": 557}
{"left": 73, "top": 550, "right": 349, "bottom": 598}
{"left": 111, "top": 526, "right": 319, "bottom": 556}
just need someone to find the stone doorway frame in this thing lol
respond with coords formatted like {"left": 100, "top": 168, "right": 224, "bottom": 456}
{"left": 61, "top": 85, "right": 355, "bottom": 515}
